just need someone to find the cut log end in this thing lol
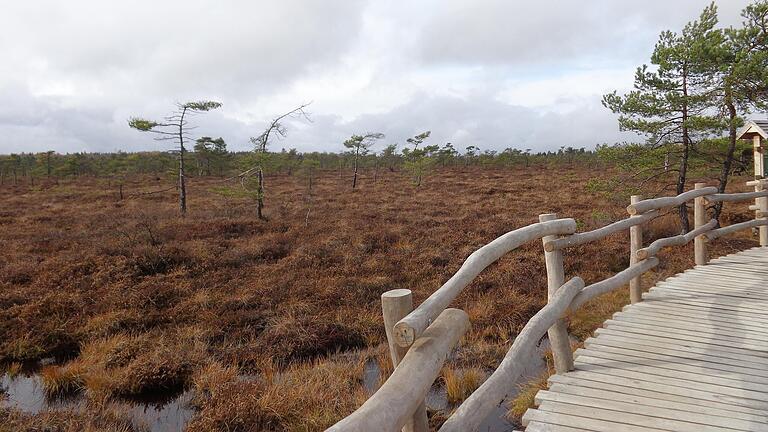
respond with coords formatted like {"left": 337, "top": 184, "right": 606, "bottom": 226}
{"left": 626, "top": 205, "right": 638, "bottom": 215}
{"left": 543, "top": 241, "right": 556, "bottom": 252}
{"left": 381, "top": 289, "right": 411, "bottom": 299}
{"left": 394, "top": 323, "right": 415, "bottom": 347}
{"left": 635, "top": 249, "right": 650, "bottom": 260}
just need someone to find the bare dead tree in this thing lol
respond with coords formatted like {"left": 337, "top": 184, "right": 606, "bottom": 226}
{"left": 233, "top": 103, "right": 312, "bottom": 220}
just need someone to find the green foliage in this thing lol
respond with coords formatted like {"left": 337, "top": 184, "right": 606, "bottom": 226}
{"left": 343, "top": 133, "right": 385, "bottom": 157}
{"left": 402, "top": 131, "right": 433, "bottom": 186}
{"left": 128, "top": 118, "right": 160, "bottom": 131}
{"left": 194, "top": 137, "right": 229, "bottom": 176}
{"left": 183, "top": 101, "right": 222, "bottom": 112}
{"left": 602, "top": 4, "right": 724, "bottom": 146}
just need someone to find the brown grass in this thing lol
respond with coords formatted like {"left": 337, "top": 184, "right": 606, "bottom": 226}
{"left": 0, "top": 166, "right": 759, "bottom": 430}
{"left": 0, "top": 405, "right": 145, "bottom": 432}
{"left": 188, "top": 355, "right": 369, "bottom": 431}
{"left": 442, "top": 366, "right": 485, "bottom": 404}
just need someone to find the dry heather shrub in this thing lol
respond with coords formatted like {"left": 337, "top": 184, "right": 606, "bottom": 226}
{"left": 0, "top": 405, "right": 145, "bottom": 432}
{"left": 568, "top": 284, "right": 630, "bottom": 340}
{"left": 40, "top": 364, "right": 86, "bottom": 396}
{"left": 645, "top": 213, "right": 682, "bottom": 242}
{"left": 0, "top": 293, "right": 82, "bottom": 361}
{"left": 258, "top": 311, "right": 370, "bottom": 365}
{"left": 0, "top": 258, "right": 37, "bottom": 285}
{"left": 507, "top": 368, "right": 550, "bottom": 420}
{"left": 507, "top": 349, "right": 555, "bottom": 421}
{"left": 189, "top": 356, "right": 369, "bottom": 432}
{"left": 441, "top": 367, "right": 485, "bottom": 404}
{"left": 219, "top": 234, "right": 292, "bottom": 267}
{"left": 45, "top": 328, "right": 208, "bottom": 401}
{"left": 192, "top": 360, "right": 239, "bottom": 401}
{"left": 82, "top": 311, "right": 144, "bottom": 339}
{"left": 3, "top": 362, "right": 22, "bottom": 378}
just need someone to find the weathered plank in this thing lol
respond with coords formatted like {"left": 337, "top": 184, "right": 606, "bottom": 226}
{"left": 524, "top": 248, "right": 768, "bottom": 432}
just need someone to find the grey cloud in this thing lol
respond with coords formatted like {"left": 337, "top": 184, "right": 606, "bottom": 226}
{"left": 1, "top": 1, "right": 367, "bottom": 100}
{"left": 0, "top": 0, "right": 752, "bottom": 155}
{"left": 416, "top": 0, "right": 751, "bottom": 67}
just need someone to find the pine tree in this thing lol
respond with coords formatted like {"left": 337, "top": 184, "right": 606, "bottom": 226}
{"left": 603, "top": 4, "right": 723, "bottom": 232}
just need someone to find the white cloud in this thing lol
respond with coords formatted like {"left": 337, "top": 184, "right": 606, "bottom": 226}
{"left": 0, "top": 0, "right": 754, "bottom": 154}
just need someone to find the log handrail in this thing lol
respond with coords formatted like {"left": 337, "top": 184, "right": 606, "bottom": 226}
{"left": 438, "top": 277, "right": 585, "bottom": 432}
{"left": 393, "top": 218, "right": 577, "bottom": 347}
{"left": 326, "top": 308, "right": 470, "bottom": 432}
{"left": 328, "top": 183, "right": 768, "bottom": 432}
{"left": 706, "top": 219, "right": 768, "bottom": 241}
{"left": 636, "top": 219, "right": 718, "bottom": 260}
{"left": 706, "top": 190, "right": 768, "bottom": 203}
{"left": 570, "top": 257, "right": 659, "bottom": 311}
{"left": 544, "top": 210, "right": 658, "bottom": 252}
{"left": 627, "top": 187, "right": 717, "bottom": 215}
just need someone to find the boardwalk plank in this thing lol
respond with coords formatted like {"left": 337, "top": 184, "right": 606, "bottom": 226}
{"left": 536, "top": 390, "right": 766, "bottom": 430}
{"left": 525, "top": 248, "right": 768, "bottom": 431}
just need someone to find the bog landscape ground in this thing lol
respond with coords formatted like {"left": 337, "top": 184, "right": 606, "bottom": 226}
{"left": 0, "top": 165, "right": 759, "bottom": 431}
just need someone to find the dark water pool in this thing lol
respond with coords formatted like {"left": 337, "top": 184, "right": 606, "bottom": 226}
{"left": 0, "top": 371, "right": 194, "bottom": 432}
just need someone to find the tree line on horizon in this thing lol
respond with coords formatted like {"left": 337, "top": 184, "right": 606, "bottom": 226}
{"left": 0, "top": 143, "right": 593, "bottom": 184}
{"left": 3, "top": 1, "right": 768, "bottom": 226}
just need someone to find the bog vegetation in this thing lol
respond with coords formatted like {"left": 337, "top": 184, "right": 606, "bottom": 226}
{"left": 1, "top": 2, "right": 768, "bottom": 431}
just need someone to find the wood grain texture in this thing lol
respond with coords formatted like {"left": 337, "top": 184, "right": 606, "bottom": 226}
{"left": 524, "top": 248, "right": 768, "bottom": 432}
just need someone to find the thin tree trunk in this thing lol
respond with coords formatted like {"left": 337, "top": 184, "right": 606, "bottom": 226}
{"left": 678, "top": 71, "right": 691, "bottom": 233}
{"left": 714, "top": 88, "right": 738, "bottom": 222}
{"left": 179, "top": 147, "right": 187, "bottom": 215}
{"left": 352, "top": 151, "right": 358, "bottom": 189}
{"left": 178, "top": 107, "right": 188, "bottom": 216}
{"left": 257, "top": 167, "right": 265, "bottom": 220}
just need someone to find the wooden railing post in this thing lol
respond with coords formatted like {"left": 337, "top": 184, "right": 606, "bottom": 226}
{"left": 628, "top": 195, "right": 643, "bottom": 303}
{"left": 539, "top": 213, "right": 574, "bottom": 373}
{"left": 694, "top": 183, "right": 709, "bottom": 265}
{"left": 753, "top": 135, "right": 768, "bottom": 246}
{"left": 381, "top": 289, "right": 428, "bottom": 432}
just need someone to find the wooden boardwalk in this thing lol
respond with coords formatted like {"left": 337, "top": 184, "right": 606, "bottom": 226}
{"left": 522, "top": 247, "right": 768, "bottom": 432}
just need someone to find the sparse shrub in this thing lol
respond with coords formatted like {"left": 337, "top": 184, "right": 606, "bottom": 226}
{"left": 442, "top": 367, "right": 485, "bottom": 404}
{"left": 192, "top": 361, "right": 239, "bottom": 402}
{"left": 188, "top": 356, "right": 368, "bottom": 432}
{"left": 4, "top": 362, "right": 22, "bottom": 378}
{"left": 40, "top": 364, "right": 85, "bottom": 396}
{"left": 358, "top": 230, "right": 398, "bottom": 254}
{"left": 0, "top": 167, "right": 758, "bottom": 431}
{"left": 507, "top": 368, "right": 550, "bottom": 419}
{"left": 131, "top": 244, "right": 194, "bottom": 276}
{"left": 0, "top": 404, "right": 145, "bottom": 432}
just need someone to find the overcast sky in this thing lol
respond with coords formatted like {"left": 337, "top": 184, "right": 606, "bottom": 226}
{"left": 0, "top": 0, "right": 755, "bottom": 155}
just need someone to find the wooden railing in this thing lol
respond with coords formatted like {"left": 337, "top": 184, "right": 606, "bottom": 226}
{"left": 327, "top": 179, "right": 768, "bottom": 432}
